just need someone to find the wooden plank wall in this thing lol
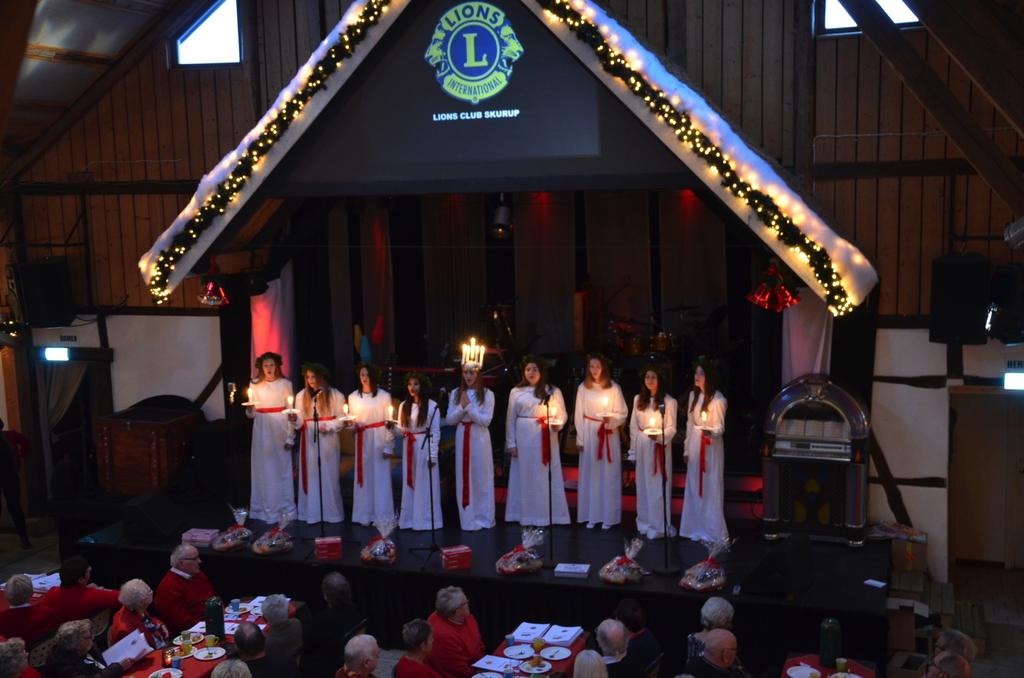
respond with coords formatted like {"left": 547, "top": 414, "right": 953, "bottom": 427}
{"left": 7, "top": 0, "right": 1023, "bottom": 318}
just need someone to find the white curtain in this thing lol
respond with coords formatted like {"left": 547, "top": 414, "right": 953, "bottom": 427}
{"left": 782, "top": 287, "right": 833, "bottom": 383}
{"left": 251, "top": 261, "right": 298, "bottom": 385}
{"left": 37, "top": 362, "right": 88, "bottom": 497}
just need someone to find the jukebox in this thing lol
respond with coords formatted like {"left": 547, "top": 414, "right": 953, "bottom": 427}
{"left": 762, "top": 374, "right": 869, "bottom": 546}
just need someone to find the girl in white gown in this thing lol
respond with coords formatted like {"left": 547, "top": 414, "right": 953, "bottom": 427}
{"left": 445, "top": 363, "right": 495, "bottom": 531}
{"left": 391, "top": 373, "right": 442, "bottom": 531}
{"left": 245, "top": 352, "right": 295, "bottom": 523}
{"left": 678, "top": 359, "right": 729, "bottom": 542}
{"left": 289, "top": 363, "right": 346, "bottom": 523}
{"left": 628, "top": 366, "right": 678, "bottom": 539}
{"left": 347, "top": 364, "right": 395, "bottom": 526}
{"left": 504, "top": 357, "right": 570, "bottom": 526}
{"left": 574, "top": 354, "right": 628, "bottom": 529}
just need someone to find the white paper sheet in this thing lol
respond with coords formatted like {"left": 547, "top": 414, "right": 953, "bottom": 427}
{"left": 511, "top": 622, "right": 549, "bottom": 643}
{"left": 102, "top": 629, "right": 153, "bottom": 666}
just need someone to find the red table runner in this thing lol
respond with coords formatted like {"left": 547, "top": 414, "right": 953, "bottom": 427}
{"left": 491, "top": 635, "right": 588, "bottom": 678}
{"left": 781, "top": 654, "right": 875, "bottom": 678}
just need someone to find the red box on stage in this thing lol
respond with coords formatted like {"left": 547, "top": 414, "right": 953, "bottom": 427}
{"left": 315, "top": 537, "right": 342, "bottom": 560}
{"left": 441, "top": 545, "right": 472, "bottom": 570}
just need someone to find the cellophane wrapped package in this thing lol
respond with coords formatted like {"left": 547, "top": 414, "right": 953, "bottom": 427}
{"left": 599, "top": 538, "right": 648, "bottom": 584}
{"left": 360, "top": 515, "right": 398, "bottom": 565}
{"left": 496, "top": 528, "right": 544, "bottom": 575}
{"left": 679, "top": 539, "right": 730, "bottom": 591}
{"left": 212, "top": 505, "right": 253, "bottom": 552}
{"left": 252, "top": 512, "right": 294, "bottom": 555}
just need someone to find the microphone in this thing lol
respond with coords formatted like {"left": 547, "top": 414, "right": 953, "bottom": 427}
{"left": 308, "top": 386, "right": 322, "bottom": 398}
{"left": 542, "top": 384, "right": 553, "bottom": 405}
{"left": 659, "top": 401, "right": 666, "bottom": 415}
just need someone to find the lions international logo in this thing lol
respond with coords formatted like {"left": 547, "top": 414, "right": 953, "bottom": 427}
{"left": 424, "top": 2, "right": 524, "bottom": 105}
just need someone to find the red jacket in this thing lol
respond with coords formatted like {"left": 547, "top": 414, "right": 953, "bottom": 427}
{"left": 41, "top": 584, "right": 119, "bottom": 626}
{"left": 396, "top": 656, "right": 443, "bottom": 678}
{"left": 154, "top": 570, "right": 215, "bottom": 634}
{"left": 110, "top": 605, "right": 168, "bottom": 647}
{"left": 426, "top": 612, "right": 485, "bottom": 678}
{"left": 0, "top": 604, "right": 54, "bottom": 644}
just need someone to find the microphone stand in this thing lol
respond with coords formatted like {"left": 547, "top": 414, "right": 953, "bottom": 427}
{"left": 544, "top": 386, "right": 555, "bottom": 566}
{"left": 312, "top": 389, "right": 326, "bottom": 538}
{"left": 409, "top": 400, "right": 442, "bottom": 570}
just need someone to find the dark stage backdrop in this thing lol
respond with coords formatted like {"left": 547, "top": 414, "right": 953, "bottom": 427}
{"left": 585, "top": 192, "right": 652, "bottom": 330}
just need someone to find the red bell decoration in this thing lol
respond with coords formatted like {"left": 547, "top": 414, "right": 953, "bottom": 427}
{"left": 197, "top": 257, "right": 229, "bottom": 307}
{"left": 747, "top": 261, "right": 800, "bottom": 312}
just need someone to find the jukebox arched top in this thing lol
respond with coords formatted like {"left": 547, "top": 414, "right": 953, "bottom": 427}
{"left": 764, "top": 374, "right": 869, "bottom": 441}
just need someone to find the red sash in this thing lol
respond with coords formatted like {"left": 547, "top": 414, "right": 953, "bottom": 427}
{"left": 653, "top": 442, "right": 666, "bottom": 477}
{"left": 403, "top": 431, "right": 423, "bottom": 489}
{"left": 461, "top": 421, "right": 473, "bottom": 508}
{"left": 535, "top": 417, "right": 551, "bottom": 466}
{"left": 584, "top": 415, "right": 613, "bottom": 463}
{"left": 255, "top": 407, "right": 286, "bottom": 413}
{"left": 698, "top": 433, "right": 712, "bottom": 498}
{"left": 355, "top": 421, "right": 386, "bottom": 487}
{"left": 300, "top": 416, "right": 337, "bottom": 495}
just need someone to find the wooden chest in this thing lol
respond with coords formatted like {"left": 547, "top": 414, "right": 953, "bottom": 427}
{"left": 95, "top": 407, "right": 202, "bottom": 495}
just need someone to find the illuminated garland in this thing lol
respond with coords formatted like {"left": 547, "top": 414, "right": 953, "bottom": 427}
{"left": 146, "top": 0, "right": 393, "bottom": 304}
{"left": 536, "top": 0, "right": 853, "bottom": 315}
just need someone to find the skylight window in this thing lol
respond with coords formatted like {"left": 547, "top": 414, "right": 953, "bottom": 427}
{"left": 821, "top": 0, "right": 919, "bottom": 32}
{"left": 175, "top": 0, "right": 241, "bottom": 66}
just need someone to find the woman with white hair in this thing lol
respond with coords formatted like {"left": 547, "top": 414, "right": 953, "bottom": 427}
{"left": 109, "top": 578, "right": 168, "bottom": 648}
{"left": 0, "top": 638, "right": 31, "bottom": 678}
{"left": 0, "top": 574, "right": 52, "bottom": 645}
{"left": 263, "top": 594, "right": 302, "bottom": 660}
{"left": 211, "top": 659, "right": 253, "bottom": 678}
{"left": 572, "top": 650, "right": 608, "bottom": 678}
{"left": 686, "top": 598, "right": 749, "bottom": 676}
{"left": 44, "top": 619, "right": 145, "bottom": 677}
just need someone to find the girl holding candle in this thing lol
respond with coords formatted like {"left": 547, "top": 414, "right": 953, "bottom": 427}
{"left": 445, "top": 360, "right": 495, "bottom": 531}
{"left": 245, "top": 352, "right": 296, "bottom": 522}
{"left": 289, "top": 363, "right": 347, "bottom": 523}
{"left": 504, "top": 356, "right": 570, "bottom": 526}
{"left": 628, "top": 366, "right": 678, "bottom": 539}
{"left": 348, "top": 363, "right": 396, "bottom": 526}
{"left": 678, "top": 357, "right": 729, "bottom": 541}
{"left": 392, "top": 373, "right": 442, "bottom": 531}
{"left": 573, "top": 354, "right": 628, "bottom": 529}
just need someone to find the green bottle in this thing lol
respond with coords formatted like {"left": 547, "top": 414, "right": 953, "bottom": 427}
{"left": 819, "top": 617, "right": 842, "bottom": 669}
{"left": 205, "top": 596, "right": 225, "bottom": 639}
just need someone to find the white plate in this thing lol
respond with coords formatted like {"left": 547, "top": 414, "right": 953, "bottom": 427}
{"left": 786, "top": 667, "right": 819, "bottom": 678}
{"left": 540, "top": 647, "right": 571, "bottom": 661}
{"left": 472, "top": 673, "right": 502, "bottom": 678}
{"left": 149, "top": 670, "right": 183, "bottom": 678}
{"left": 172, "top": 632, "right": 203, "bottom": 646}
{"left": 195, "top": 646, "right": 227, "bottom": 661}
{"left": 519, "top": 660, "right": 552, "bottom": 674}
{"left": 503, "top": 645, "right": 534, "bottom": 660}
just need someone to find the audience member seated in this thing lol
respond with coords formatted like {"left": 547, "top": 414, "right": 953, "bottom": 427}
{"left": 685, "top": 598, "right": 749, "bottom": 677}
{"left": 426, "top": 587, "right": 484, "bottom": 678}
{"left": 0, "top": 638, "right": 41, "bottom": 678}
{"left": 683, "top": 629, "right": 745, "bottom": 678}
{"left": 395, "top": 619, "right": 442, "bottom": 678}
{"left": 302, "top": 572, "right": 363, "bottom": 678}
{"left": 0, "top": 575, "right": 52, "bottom": 644}
{"left": 573, "top": 650, "right": 608, "bottom": 678}
{"left": 212, "top": 660, "right": 253, "bottom": 678}
{"left": 43, "top": 619, "right": 145, "bottom": 678}
{"left": 109, "top": 579, "right": 168, "bottom": 649}
{"left": 595, "top": 619, "right": 643, "bottom": 678}
{"left": 927, "top": 651, "right": 971, "bottom": 678}
{"left": 335, "top": 635, "right": 380, "bottom": 678}
{"left": 40, "top": 557, "right": 119, "bottom": 628}
{"left": 935, "top": 629, "right": 977, "bottom": 664}
{"left": 235, "top": 621, "right": 299, "bottom": 678}
{"left": 154, "top": 544, "right": 216, "bottom": 635}
{"left": 613, "top": 598, "right": 659, "bottom": 672}
{"left": 263, "top": 594, "right": 301, "bottom": 661}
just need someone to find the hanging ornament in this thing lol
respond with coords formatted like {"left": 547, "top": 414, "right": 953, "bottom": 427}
{"left": 198, "top": 257, "right": 229, "bottom": 307}
{"left": 747, "top": 260, "right": 800, "bottom": 312}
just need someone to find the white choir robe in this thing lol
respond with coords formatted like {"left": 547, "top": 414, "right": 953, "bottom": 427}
{"left": 678, "top": 391, "right": 729, "bottom": 542}
{"left": 445, "top": 388, "right": 496, "bottom": 531}
{"left": 291, "top": 388, "right": 346, "bottom": 523}
{"left": 393, "top": 400, "right": 442, "bottom": 531}
{"left": 245, "top": 378, "right": 295, "bottom": 522}
{"left": 573, "top": 383, "right": 628, "bottom": 527}
{"left": 348, "top": 388, "right": 396, "bottom": 526}
{"left": 504, "top": 386, "right": 571, "bottom": 526}
{"left": 629, "top": 394, "right": 678, "bottom": 538}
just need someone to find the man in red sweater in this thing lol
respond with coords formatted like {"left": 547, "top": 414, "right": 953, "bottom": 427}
{"left": 0, "top": 575, "right": 53, "bottom": 644}
{"left": 426, "top": 586, "right": 484, "bottom": 678}
{"left": 40, "top": 556, "right": 120, "bottom": 626}
{"left": 154, "top": 544, "right": 217, "bottom": 634}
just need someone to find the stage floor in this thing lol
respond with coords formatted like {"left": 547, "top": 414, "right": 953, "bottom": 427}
{"left": 77, "top": 502, "right": 890, "bottom": 676}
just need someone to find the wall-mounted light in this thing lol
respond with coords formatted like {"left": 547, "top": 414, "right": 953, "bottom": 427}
{"left": 491, "top": 193, "right": 513, "bottom": 239}
{"left": 1004, "top": 372, "right": 1024, "bottom": 391}
{"left": 43, "top": 347, "right": 70, "bottom": 362}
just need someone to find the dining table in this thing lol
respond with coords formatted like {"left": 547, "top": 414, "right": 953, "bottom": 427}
{"left": 488, "top": 633, "right": 589, "bottom": 678}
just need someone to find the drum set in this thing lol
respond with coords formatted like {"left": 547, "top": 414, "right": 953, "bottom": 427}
{"left": 607, "top": 316, "right": 678, "bottom": 358}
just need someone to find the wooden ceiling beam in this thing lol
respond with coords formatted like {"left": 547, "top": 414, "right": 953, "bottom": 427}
{"left": 24, "top": 43, "right": 115, "bottom": 67}
{"left": 0, "top": 2, "right": 38, "bottom": 144}
{"left": 838, "top": 0, "right": 1024, "bottom": 217}
{"left": 903, "top": 0, "right": 1024, "bottom": 139}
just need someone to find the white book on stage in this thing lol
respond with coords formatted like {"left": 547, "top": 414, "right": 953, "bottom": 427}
{"left": 553, "top": 563, "right": 590, "bottom": 579}
{"left": 512, "top": 622, "right": 550, "bottom": 643}
{"left": 102, "top": 629, "right": 153, "bottom": 666}
{"left": 472, "top": 655, "right": 515, "bottom": 672}
{"left": 542, "top": 625, "right": 583, "bottom": 647}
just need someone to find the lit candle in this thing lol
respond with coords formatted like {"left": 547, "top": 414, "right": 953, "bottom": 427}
{"left": 247, "top": 387, "right": 254, "bottom": 403}
{"left": 701, "top": 411, "right": 707, "bottom": 426}
{"left": 549, "top": 404, "right": 558, "bottom": 418}
{"left": 286, "top": 395, "right": 294, "bottom": 409}
{"left": 461, "top": 343, "right": 469, "bottom": 365}
{"left": 388, "top": 404, "right": 394, "bottom": 420}
{"left": 601, "top": 396, "right": 609, "bottom": 412}
{"left": 343, "top": 402, "right": 349, "bottom": 415}
{"left": 648, "top": 415, "right": 656, "bottom": 428}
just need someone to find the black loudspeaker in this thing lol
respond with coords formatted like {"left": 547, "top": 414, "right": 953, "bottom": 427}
{"left": 929, "top": 253, "right": 990, "bottom": 345}
{"left": 989, "top": 265, "right": 1024, "bottom": 345}
{"left": 743, "top": 534, "right": 813, "bottom": 596}
{"left": 7, "top": 257, "right": 75, "bottom": 327}
{"left": 123, "top": 492, "right": 187, "bottom": 544}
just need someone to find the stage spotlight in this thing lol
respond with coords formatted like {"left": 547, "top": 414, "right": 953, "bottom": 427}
{"left": 1005, "top": 215, "right": 1024, "bottom": 249}
{"left": 491, "top": 193, "right": 513, "bottom": 239}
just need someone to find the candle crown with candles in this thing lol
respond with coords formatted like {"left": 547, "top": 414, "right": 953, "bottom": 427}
{"left": 461, "top": 337, "right": 486, "bottom": 367}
